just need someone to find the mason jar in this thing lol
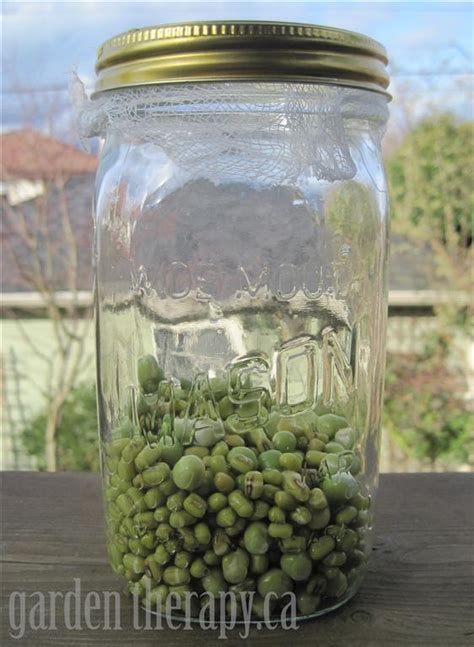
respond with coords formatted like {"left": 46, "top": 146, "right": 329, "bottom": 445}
{"left": 88, "top": 21, "right": 390, "bottom": 622}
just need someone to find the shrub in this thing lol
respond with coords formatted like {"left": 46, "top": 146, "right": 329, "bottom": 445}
{"left": 384, "top": 338, "right": 473, "bottom": 466}
{"left": 21, "top": 383, "right": 100, "bottom": 471}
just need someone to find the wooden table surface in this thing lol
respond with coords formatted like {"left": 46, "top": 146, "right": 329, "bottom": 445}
{"left": 1, "top": 472, "right": 473, "bottom": 646}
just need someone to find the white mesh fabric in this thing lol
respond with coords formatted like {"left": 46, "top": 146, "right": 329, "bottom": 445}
{"left": 73, "top": 76, "right": 388, "bottom": 185}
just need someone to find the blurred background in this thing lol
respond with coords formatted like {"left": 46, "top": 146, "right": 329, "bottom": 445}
{"left": 1, "top": 1, "right": 472, "bottom": 473}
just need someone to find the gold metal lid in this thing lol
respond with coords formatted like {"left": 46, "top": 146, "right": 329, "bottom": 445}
{"left": 94, "top": 20, "right": 389, "bottom": 96}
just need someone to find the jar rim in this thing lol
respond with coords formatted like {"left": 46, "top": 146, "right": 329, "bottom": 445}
{"left": 94, "top": 20, "right": 390, "bottom": 98}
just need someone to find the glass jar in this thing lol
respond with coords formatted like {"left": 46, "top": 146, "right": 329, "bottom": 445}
{"left": 89, "top": 21, "right": 390, "bottom": 622}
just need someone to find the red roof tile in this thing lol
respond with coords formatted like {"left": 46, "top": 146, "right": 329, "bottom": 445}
{"left": 0, "top": 129, "right": 97, "bottom": 180}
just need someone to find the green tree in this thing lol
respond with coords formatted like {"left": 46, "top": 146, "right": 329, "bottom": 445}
{"left": 384, "top": 113, "right": 473, "bottom": 467}
{"left": 21, "top": 384, "right": 99, "bottom": 471}
{"left": 387, "top": 114, "right": 473, "bottom": 302}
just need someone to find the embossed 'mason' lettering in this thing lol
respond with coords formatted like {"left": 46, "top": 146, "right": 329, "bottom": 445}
{"left": 149, "top": 259, "right": 348, "bottom": 301}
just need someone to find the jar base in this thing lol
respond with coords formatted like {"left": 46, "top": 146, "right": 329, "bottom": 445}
{"left": 139, "top": 582, "right": 361, "bottom": 626}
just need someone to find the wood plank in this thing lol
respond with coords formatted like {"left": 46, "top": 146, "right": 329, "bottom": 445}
{"left": 1, "top": 472, "right": 473, "bottom": 646}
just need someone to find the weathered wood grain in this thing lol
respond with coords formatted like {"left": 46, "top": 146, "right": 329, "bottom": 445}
{"left": 1, "top": 472, "right": 473, "bottom": 646}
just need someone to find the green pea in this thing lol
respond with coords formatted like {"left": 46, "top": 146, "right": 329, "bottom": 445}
{"left": 142, "top": 462, "right": 170, "bottom": 487}
{"left": 128, "top": 538, "right": 148, "bottom": 556}
{"left": 155, "top": 522, "right": 173, "bottom": 541}
{"left": 321, "top": 472, "right": 359, "bottom": 505}
{"left": 274, "top": 490, "right": 297, "bottom": 511}
{"left": 202, "top": 569, "right": 227, "bottom": 596}
{"left": 228, "top": 577, "right": 257, "bottom": 595}
{"left": 325, "top": 569, "right": 348, "bottom": 598}
{"left": 184, "top": 446, "right": 209, "bottom": 459}
{"left": 297, "top": 591, "right": 320, "bottom": 615}
{"left": 250, "top": 500, "right": 270, "bottom": 520}
{"left": 308, "top": 488, "right": 328, "bottom": 511}
{"left": 336, "top": 505, "right": 358, "bottom": 525}
{"left": 214, "top": 472, "right": 235, "bottom": 494}
{"left": 244, "top": 471, "right": 264, "bottom": 499}
{"left": 207, "top": 454, "right": 228, "bottom": 475}
{"left": 222, "top": 549, "right": 249, "bottom": 584}
{"left": 290, "top": 506, "right": 312, "bottom": 526}
{"left": 283, "top": 471, "right": 310, "bottom": 502}
{"left": 323, "top": 551, "right": 347, "bottom": 567}
{"left": 228, "top": 447, "right": 258, "bottom": 474}
{"left": 259, "top": 449, "right": 282, "bottom": 470}
{"left": 134, "top": 511, "right": 157, "bottom": 531}
{"left": 183, "top": 492, "right": 207, "bottom": 518}
{"left": 281, "top": 552, "right": 312, "bottom": 582}
{"left": 110, "top": 473, "right": 132, "bottom": 494}
{"left": 178, "top": 527, "right": 199, "bottom": 552}
{"left": 279, "top": 536, "right": 307, "bottom": 553}
{"left": 165, "top": 537, "right": 180, "bottom": 555}
{"left": 350, "top": 492, "right": 371, "bottom": 511}
{"left": 137, "top": 355, "right": 164, "bottom": 393}
{"left": 228, "top": 490, "right": 254, "bottom": 518}
{"left": 117, "top": 459, "right": 136, "bottom": 482}
{"left": 116, "top": 493, "right": 134, "bottom": 516}
{"left": 334, "top": 427, "right": 357, "bottom": 449}
{"left": 262, "top": 468, "right": 283, "bottom": 486}
{"left": 309, "top": 535, "right": 335, "bottom": 561}
{"left": 257, "top": 569, "right": 293, "bottom": 599}
{"left": 153, "top": 506, "right": 170, "bottom": 523}
{"left": 243, "top": 522, "right": 269, "bottom": 555}
{"left": 218, "top": 396, "right": 234, "bottom": 419}
{"left": 216, "top": 506, "right": 237, "bottom": 528}
{"left": 145, "top": 584, "right": 168, "bottom": 607}
{"left": 135, "top": 444, "right": 163, "bottom": 472}
{"left": 194, "top": 522, "right": 211, "bottom": 545}
{"left": 159, "top": 437, "right": 184, "bottom": 467}
{"left": 305, "top": 450, "right": 326, "bottom": 468}
{"left": 213, "top": 529, "right": 231, "bottom": 556}
{"left": 268, "top": 506, "right": 286, "bottom": 523}
{"left": 123, "top": 553, "right": 146, "bottom": 574}
{"left": 306, "top": 573, "right": 327, "bottom": 595}
{"left": 268, "top": 523, "right": 293, "bottom": 539}
{"left": 308, "top": 507, "right": 331, "bottom": 530}
{"left": 158, "top": 478, "right": 177, "bottom": 496}
{"left": 211, "top": 440, "right": 229, "bottom": 457}
{"left": 272, "top": 431, "right": 297, "bottom": 453}
{"left": 325, "top": 441, "right": 345, "bottom": 454}
{"left": 190, "top": 557, "right": 209, "bottom": 579}
{"left": 279, "top": 452, "right": 303, "bottom": 472}
{"left": 166, "top": 491, "right": 187, "bottom": 512}
{"left": 225, "top": 434, "right": 245, "bottom": 448}
{"left": 250, "top": 554, "right": 269, "bottom": 575}
{"left": 144, "top": 556, "right": 162, "bottom": 581}
{"left": 263, "top": 411, "right": 281, "bottom": 438}
{"left": 308, "top": 438, "right": 326, "bottom": 451}
{"left": 259, "top": 483, "right": 278, "bottom": 503}
{"left": 144, "top": 487, "right": 165, "bottom": 510}
{"left": 207, "top": 492, "right": 228, "bottom": 513}
{"left": 195, "top": 469, "right": 214, "bottom": 497}
{"left": 122, "top": 437, "right": 146, "bottom": 463}
{"left": 316, "top": 414, "right": 348, "bottom": 439}
{"left": 203, "top": 550, "right": 220, "bottom": 566}
{"left": 169, "top": 511, "right": 196, "bottom": 529}
{"left": 172, "top": 455, "right": 205, "bottom": 491}
{"left": 163, "top": 566, "right": 190, "bottom": 586}
{"left": 106, "top": 437, "right": 130, "bottom": 458}
{"left": 225, "top": 517, "right": 247, "bottom": 537}
{"left": 338, "top": 528, "right": 359, "bottom": 552}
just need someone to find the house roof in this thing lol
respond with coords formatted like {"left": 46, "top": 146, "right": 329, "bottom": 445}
{"left": 0, "top": 129, "right": 97, "bottom": 180}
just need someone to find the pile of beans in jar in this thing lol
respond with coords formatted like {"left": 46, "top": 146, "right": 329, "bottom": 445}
{"left": 104, "top": 355, "right": 372, "bottom": 619}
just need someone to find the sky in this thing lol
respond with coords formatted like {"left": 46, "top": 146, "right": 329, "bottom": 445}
{"left": 1, "top": 1, "right": 473, "bottom": 137}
